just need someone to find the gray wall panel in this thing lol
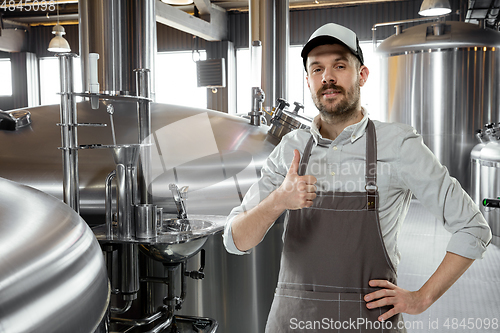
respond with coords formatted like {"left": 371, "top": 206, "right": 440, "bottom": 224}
{"left": 229, "top": 0, "right": 463, "bottom": 49}
{"left": 157, "top": 22, "right": 206, "bottom": 52}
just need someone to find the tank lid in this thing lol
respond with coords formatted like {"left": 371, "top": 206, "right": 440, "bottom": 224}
{"left": 377, "top": 21, "right": 500, "bottom": 55}
{"left": 480, "top": 141, "right": 500, "bottom": 163}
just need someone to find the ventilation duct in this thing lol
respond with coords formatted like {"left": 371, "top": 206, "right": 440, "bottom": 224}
{"left": 196, "top": 58, "right": 226, "bottom": 88}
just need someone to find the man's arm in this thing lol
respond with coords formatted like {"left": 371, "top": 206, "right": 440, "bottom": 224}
{"left": 365, "top": 252, "right": 474, "bottom": 321}
{"left": 364, "top": 125, "right": 489, "bottom": 321}
{"left": 231, "top": 149, "right": 317, "bottom": 252}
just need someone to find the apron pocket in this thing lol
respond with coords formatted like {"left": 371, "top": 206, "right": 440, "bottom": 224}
{"left": 265, "top": 288, "right": 405, "bottom": 333}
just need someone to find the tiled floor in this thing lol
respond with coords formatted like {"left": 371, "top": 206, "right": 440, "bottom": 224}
{"left": 397, "top": 200, "right": 500, "bottom": 333}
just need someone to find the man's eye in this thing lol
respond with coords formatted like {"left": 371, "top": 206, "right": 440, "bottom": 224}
{"left": 335, "top": 65, "right": 345, "bottom": 69}
{"left": 312, "top": 68, "right": 322, "bottom": 73}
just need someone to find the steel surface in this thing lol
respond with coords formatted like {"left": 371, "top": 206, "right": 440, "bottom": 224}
{"left": 0, "top": 177, "right": 109, "bottom": 333}
{"left": 378, "top": 21, "right": 500, "bottom": 193}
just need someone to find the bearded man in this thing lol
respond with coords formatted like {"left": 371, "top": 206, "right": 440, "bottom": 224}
{"left": 223, "top": 23, "right": 491, "bottom": 333}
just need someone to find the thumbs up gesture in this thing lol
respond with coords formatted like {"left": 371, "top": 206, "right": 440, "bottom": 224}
{"left": 275, "top": 149, "right": 317, "bottom": 210}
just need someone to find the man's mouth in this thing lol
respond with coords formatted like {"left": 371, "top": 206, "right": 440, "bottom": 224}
{"left": 320, "top": 85, "right": 343, "bottom": 99}
{"left": 321, "top": 88, "right": 342, "bottom": 99}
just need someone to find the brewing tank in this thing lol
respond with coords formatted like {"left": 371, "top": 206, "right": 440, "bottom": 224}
{"left": 471, "top": 124, "right": 500, "bottom": 238}
{"left": 377, "top": 21, "right": 500, "bottom": 193}
{"left": 0, "top": 177, "right": 109, "bottom": 333}
{"left": 79, "top": 0, "right": 156, "bottom": 96}
{"left": 0, "top": 101, "right": 281, "bottom": 333}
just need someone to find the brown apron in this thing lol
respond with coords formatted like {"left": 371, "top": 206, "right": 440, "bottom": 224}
{"left": 265, "top": 120, "right": 406, "bottom": 332}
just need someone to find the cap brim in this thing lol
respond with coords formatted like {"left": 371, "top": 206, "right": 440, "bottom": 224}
{"left": 301, "top": 35, "right": 363, "bottom": 69}
{"left": 301, "top": 36, "right": 351, "bottom": 59}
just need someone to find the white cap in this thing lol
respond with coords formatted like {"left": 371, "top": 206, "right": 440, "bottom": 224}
{"left": 301, "top": 23, "right": 364, "bottom": 69}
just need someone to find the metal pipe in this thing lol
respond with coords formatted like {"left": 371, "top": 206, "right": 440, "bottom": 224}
{"left": 111, "top": 309, "right": 164, "bottom": 326}
{"left": 58, "top": 53, "right": 80, "bottom": 213}
{"left": 120, "top": 243, "right": 139, "bottom": 300}
{"left": 178, "top": 262, "right": 187, "bottom": 310}
{"left": 164, "top": 265, "right": 177, "bottom": 312}
{"left": 112, "top": 306, "right": 173, "bottom": 333}
{"left": 135, "top": 69, "right": 150, "bottom": 100}
{"left": 144, "top": 314, "right": 174, "bottom": 333}
{"left": 110, "top": 300, "right": 133, "bottom": 315}
{"left": 135, "top": 69, "right": 153, "bottom": 205}
{"left": 249, "top": 87, "right": 265, "bottom": 126}
{"left": 249, "top": 40, "right": 264, "bottom": 126}
{"left": 80, "top": 0, "right": 156, "bottom": 96}
{"left": 249, "top": 0, "right": 276, "bottom": 114}
{"left": 103, "top": 245, "right": 120, "bottom": 294}
{"left": 133, "top": 0, "right": 156, "bottom": 100}
{"left": 371, "top": 15, "right": 448, "bottom": 51}
{"left": 105, "top": 170, "right": 116, "bottom": 239}
{"left": 116, "top": 164, "right": 133, "bottom": 239}
{"left": 276, "top": 0, "right": 289, "bottom": 101}
{"left": 0, "top": 0, "right": 77, "bottom": 9}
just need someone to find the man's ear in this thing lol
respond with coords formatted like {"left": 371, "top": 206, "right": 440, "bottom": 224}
{"left": 306, "top": 74, "right": 310, "bottom": 89}
{"left": 359, "top": 66, "right": 369, "bottom": 87}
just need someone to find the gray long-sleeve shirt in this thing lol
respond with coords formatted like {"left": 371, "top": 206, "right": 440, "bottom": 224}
{"left": 223, "top": 111, "right": 492, "bottom": 269}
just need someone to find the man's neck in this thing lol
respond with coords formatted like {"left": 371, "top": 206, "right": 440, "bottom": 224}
{"left": 318, "top": 109, "right": 364, "bottom": 141}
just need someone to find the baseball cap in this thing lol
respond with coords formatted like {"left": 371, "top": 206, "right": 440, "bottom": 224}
{"left": 301, "top": 23, "right": 364, "bottom": 70}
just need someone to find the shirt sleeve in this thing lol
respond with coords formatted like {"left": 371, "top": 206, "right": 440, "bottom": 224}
{"left": 395, "top": 125, "right": 492, "bottom": 259}
{"left": 223, "top": 138, "right": 288, "bottom": 255}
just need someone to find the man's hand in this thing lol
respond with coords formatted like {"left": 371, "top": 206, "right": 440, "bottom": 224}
{"left": 275, "top": 149, "right": 317, "bottom": 210}
{"left": 364, "top": 252, "right": 474, "bottom": 322}
{"left": 364, "top": 280, "right": 430, "bottom": 322}
{"left": 231, "top": 149, "right": 318, "bottom": 252}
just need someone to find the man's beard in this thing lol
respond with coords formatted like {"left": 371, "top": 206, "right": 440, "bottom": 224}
{"left": 312, "top": 81, "right": 361, "bottom": 121}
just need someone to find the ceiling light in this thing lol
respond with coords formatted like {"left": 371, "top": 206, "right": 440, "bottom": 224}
{"left": 160, "top": 0, "right": 194, "bottom": 5}
{"left": 48, "top": 24, "right": 71, "bottom": 53}
{"left": 418, "top": 0, "right": 451, "bottom": 16}
{"left": 47, "top": 3, "right": 70, "bottom": 53}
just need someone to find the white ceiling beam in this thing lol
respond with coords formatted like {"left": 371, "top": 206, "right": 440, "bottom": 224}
{"left": 156, "top": 0, "right": 228, "bottom": 41}
{"left": 193, "top": 0, "right": 212, "bottom": 15}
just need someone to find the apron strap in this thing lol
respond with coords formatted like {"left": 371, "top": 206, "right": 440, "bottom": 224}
{"left": 299, "top": 119, "right": 378, "bottom": 210}
{"left": 298, "top": 136, "right": 315, "bottom": 177}
{"left": 365, "top": 119, "right": 378, "bottom": 210}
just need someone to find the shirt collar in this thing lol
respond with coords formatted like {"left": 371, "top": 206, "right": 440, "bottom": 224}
{"left": 310, "top": 108, "right": 369, "bottom": 145}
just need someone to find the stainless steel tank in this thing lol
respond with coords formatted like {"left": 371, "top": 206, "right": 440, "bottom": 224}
{"left": 471, "top": 123, "right": 500, "bottom": 239}
{"left": 471, "top": 124, "right": 494, "bottom": 207}
{"left": 79, "top": 0, "right": 156, "bottom": 96}
{"left": 0, "top": 101, "right": 281, "bottom": 332}
{"left": 377, "top": 21, "right": 500, "bottom": 193}
{"left": 0, "top": 177, "right": 109, "bottom": 333}
{"left": 0, "top": 0, "right": 284, "bottom": 330}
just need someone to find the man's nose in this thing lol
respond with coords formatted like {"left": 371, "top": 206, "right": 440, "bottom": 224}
{"left": 322, "top": 67, "right": 336, "bottom": 84}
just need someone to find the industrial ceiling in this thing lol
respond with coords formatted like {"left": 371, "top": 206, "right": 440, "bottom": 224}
{"left": 0, "top": 0, "right": 499, "bottom": 31}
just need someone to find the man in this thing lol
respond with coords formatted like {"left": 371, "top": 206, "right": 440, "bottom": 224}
{"left": 223, "top": 23, "right": 492, "bottom": 332}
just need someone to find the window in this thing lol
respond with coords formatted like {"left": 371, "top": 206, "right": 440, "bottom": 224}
{"left": 235, "top": 42, "right": 382, "bottom": 120}
{"left": 0, "top": 59, "right": 13, "bottom": 96}
{"left": 358, "top": 42, "right": 381, "bottom": 120}
{"left": 288, "top": 46, "right": 310, "bottom": 115}
{"left": 155, "top": 51, "right": 207, "bottom": 108}
{"left": 235, "top": 48, "right": 250, "bottom": 115}
{"left": 39, "top": 57, "right": 82, "bottom": 105}
{"left": 40, "top": 53, "right": 208, "bottom": 108}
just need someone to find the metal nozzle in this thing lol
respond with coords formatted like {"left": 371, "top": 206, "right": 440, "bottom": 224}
{"left": 169, "top": 184, "right": 189, "bottom": 219}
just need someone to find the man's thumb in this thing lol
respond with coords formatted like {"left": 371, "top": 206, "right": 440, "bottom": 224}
{"left": 288, "top": 149, "right": 301, "bottom": 175}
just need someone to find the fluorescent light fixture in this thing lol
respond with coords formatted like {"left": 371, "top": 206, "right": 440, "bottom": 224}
{"left": 48, "top": 23, "right": 71, "bottom": 53}
{"left": 418, "top": 0, "right": 451, "bottom": 16}
{"left": 160, "top": 0, "right": 194, "bottom": 4}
